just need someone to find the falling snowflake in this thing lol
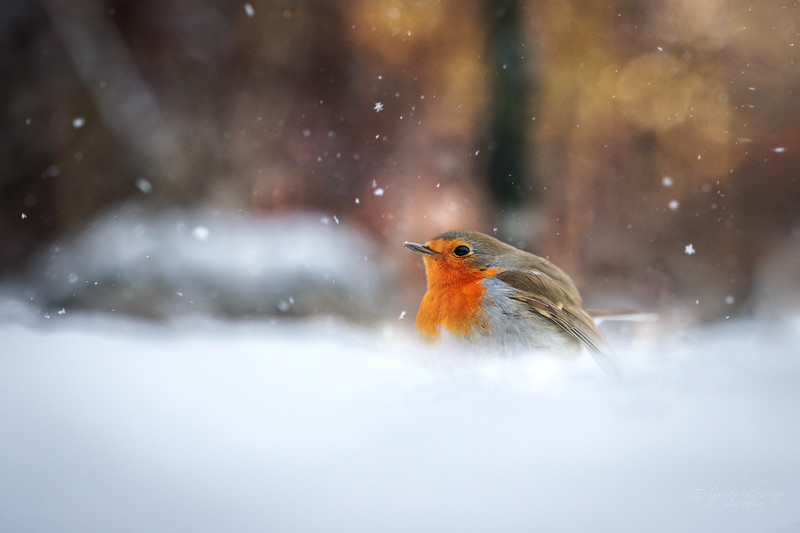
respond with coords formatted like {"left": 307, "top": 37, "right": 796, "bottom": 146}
{"left": 135, "top": 177, "right": 153, "bottom": 194}
{"left": 374, "top": 102, "right": 384, "bottom": 112}
{"left": 685, "top": 243, "right": 695, "bottom": 255}
{"left": 278, "top": 297, "right": 295, "bottom": 312}
{"left": 192, "top": 226, "right": 210, "bottom": 241}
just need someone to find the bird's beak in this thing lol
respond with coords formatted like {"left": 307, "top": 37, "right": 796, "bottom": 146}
{"left": 403, "top": 241, "right": 437, "bottom": 256}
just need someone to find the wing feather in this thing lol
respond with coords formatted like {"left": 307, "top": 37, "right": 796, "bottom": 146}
{"left": 497, "top": 270, "right": 623, "bottom": 381}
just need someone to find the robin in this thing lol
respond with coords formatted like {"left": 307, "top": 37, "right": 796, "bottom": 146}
{"left": 404, "top": 229, "right": 628, "bottom": 378}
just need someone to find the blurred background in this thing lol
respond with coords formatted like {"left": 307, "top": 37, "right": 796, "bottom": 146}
{"left": 1, "top": 0, "right": 799, "bottom": 330}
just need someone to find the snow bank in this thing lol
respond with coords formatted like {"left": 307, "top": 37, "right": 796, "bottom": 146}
{"left": 1, "top": 315, "right": 798, "bottom": 532}
{"left": 18, "top": 204, "right": 382, "bottom": 320}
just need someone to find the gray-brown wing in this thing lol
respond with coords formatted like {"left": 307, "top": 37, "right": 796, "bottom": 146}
{"left": 496, "top": 269, "right": 583, "bottom": 308}
{"left": 497, "top": 270, "right": 623, "bottom": 381}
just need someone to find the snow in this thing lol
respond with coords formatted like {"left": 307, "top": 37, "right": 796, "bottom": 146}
{"left": 135, "top": 177, "right": 153, "bottom": 194}
{"left": 191, "top": 225, "right": 210, "bottom": 241}
{"left": 0, "top": 311, "right": 798, "bottom": 533}
{"left": 16, "top": 204, "right": 381, "bottom": 320}
{"left": 685, "top": 243, "right": 696, "bottom": 255}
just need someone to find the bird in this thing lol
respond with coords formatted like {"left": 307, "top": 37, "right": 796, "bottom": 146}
{"left": 403, "top": 229, "right": 632, "bottom": 379}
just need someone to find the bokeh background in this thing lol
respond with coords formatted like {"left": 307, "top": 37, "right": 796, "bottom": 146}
{"left": 2, "top": 0, "right": 799, "bottom": 330}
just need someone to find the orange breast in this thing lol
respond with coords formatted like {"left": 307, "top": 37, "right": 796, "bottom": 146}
{"left": 415, "top": 257, "right": 500, "bottom": 338}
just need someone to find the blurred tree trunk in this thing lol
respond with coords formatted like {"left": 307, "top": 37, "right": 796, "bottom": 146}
{"left": 485, "top": 0, "right": 536, "bottom": 242}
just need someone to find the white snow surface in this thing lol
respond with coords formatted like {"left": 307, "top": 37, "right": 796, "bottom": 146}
{"left": 1, "top": 314, "right": 799, "bottom": 533}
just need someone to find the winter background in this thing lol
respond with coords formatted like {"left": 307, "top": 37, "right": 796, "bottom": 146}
{"left": 2, "top": 1, "right": 800, "bottom": 532}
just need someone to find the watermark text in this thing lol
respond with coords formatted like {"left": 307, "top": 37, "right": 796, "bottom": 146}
{"left": 688, "top": 480, "right": 784, "bottom": 509}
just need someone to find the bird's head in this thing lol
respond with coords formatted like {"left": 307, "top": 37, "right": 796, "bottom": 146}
{"left": 403, "top": 230, "right": 515, "bottom": 288}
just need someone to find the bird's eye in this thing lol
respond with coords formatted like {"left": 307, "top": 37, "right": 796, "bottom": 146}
{"left": 453, "top": 245, "right": 471, "bottom": 257}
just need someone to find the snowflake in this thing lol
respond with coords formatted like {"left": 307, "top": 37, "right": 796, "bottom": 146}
{"left": 684, "top": 243, "right": 695, "bottom": 255}
{"left": 374, "top": 102, "right": 384, "bottom": 112}
{"left": 192, "top": 226, "right": 210, "bottom": 241}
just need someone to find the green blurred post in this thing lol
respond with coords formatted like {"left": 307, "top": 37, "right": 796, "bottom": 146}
{"left": 486, "top": 0, "right": 534, "bottom": 236}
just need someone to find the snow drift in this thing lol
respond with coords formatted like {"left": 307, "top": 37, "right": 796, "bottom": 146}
{"left": 1, "top": 312, "right": 798, "bottom": 533}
